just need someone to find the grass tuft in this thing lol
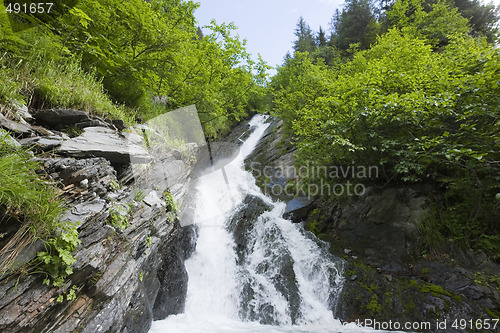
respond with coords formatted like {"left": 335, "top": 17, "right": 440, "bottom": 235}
{"left": 0, "top": 47, "right": 134, "bottom": 124}
{"left": 0, "top": 131, "right": 79, "bottom": 283}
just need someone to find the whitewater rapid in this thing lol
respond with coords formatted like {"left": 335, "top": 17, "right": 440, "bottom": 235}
{"left": 149, "top": 115, "right": 381, "bottom": 333}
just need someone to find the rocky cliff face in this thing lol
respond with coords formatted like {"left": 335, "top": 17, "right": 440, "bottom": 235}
{"left": 0, "top": 106, "right": 198, "bottom": 333}
{"left": 246, "top": 117, "right": 500, "bottom": 332}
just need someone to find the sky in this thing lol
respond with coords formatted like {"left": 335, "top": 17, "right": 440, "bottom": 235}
{"left": 194, "top": 0, "right": 344, "bottom": 70}
{"left": 194, "top": 0, "right": 500, "bottom": 72}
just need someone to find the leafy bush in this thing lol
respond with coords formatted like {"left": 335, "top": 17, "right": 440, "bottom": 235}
{"left": 36, "top": 226, "right": 80, "bottom": 287}
{"left": 271, "top": 3, "right": 500, "bottom": 259}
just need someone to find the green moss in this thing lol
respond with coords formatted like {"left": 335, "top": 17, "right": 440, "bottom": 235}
{"left": 384, "top": 291, "right": 392, "bottom": 305}
{"left": 484, "top": 307, "right": 500, "bottom": 319}
{"left": 359, "top": 282, "right": 378, "bottom": 292}
{"left": 403, "top": 298, "right": 416, "bottom": 312}
{"left": 420, "top": 283, "right": 452, "bottom": 297}
{"left": 412, "top": 281, "right": 462, "bottom": 302}
{"left": 345, "top": 269, "right": 356, "bottom": 277}
{"left": 366, "top": 294, "right": 382, "bottom": 315}
{"left": 309, "top": 220, "right": 319, "bottom": 235}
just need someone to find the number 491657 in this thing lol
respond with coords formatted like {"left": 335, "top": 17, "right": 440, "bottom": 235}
{"left": 5, "top": 2, "right": 54, "bottom": 14}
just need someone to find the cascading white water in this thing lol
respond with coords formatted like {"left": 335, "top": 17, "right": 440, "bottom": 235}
{"left": 149, "top": 115, "right": 378, "bottom": 333}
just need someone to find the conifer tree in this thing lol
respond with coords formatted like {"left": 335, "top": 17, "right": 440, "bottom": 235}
{"left": 293, "top": 17, "right": 317, "bottom": 53}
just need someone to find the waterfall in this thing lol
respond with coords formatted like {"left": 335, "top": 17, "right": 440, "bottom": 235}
{"left": 150, "top": 115, "right": 377, "bottom": 332}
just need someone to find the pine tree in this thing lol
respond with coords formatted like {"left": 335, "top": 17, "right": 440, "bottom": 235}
{"left": 293, "top": 17, "right": 317, "bottom": 54}
{"left": 316, "top": 26, "right": 327, "bottom": 46}
{"left": 453, "top": 0, "right": 499, "bottom": 42}
{"left": 331, "top": 0, "right": 379, "bottom": 53}
{"left": 196, "top": 26, "right": 204, "bottom": 40}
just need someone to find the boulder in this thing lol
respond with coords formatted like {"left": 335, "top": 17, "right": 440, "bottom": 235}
{"left": 11, "top": 101, "right": 33, "bottom": 121}
{"left": 19, "top": 136, "right": 63, "bottom": 151}
{"left": 74, "top": 120, "right": 111, "bottom": 129}
{"left": 244, "top": 117, "right": 297, "bottom": 203}
{"left": 283, "top": 197, "right": 316, "bottom": 223}
{"left": 227, "top": 195, "right": 273, "bottom": 264}
{"left": 33, "top": 109, "right": 89, "bottom": 126}
{"left": 57, "top": 127, "right": 152, "bottom": 164}
{"left": 110, "top": 119, "right": 127, "bottom": 131}
{"left": 0, "top": 113, "right": 31, "bottom": 135}
{"left": 153, "top": 224, "right": 198, "bottom": 319}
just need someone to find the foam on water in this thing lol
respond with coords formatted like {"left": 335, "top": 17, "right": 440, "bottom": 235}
{"left": 150, "top": 114, "right": 381, "bottom": 333}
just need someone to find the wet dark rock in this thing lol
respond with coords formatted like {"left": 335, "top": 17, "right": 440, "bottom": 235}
{"left": 244, "top": 117, "right": 296, "bottom": 204}
{"left": 227, "top": 195, "right": 272, "bottom": 264}
{"left": 274, "top": 253, "right": 302, "bottom": 324}
{"left": 223, "top": 120, "right": 253, "bottom": 146}
{"left": 283, "top": 197, "right": 316, "bottom": 223}
{"left": 226, "top": 194, "right": 305, "bottom": 325}
{"left": 153, "top": 224, "right": 198, "bottom": 319}
{"left": 335, "top": 187, "right": 425, "bottom": 268}
{"left": 33, "top": 108, "right": 89, "bottom": 126}
{"left": 303, "top": 186, "right": 500, "bottom": 331}
{"left": 336, "top": 258, "right": 500, "bottom": 332}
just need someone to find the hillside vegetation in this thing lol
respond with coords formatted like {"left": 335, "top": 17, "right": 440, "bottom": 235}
{"left": 0, "top": 0, "right": 267, "bottom": 283}
{"left": 271, "top": 0, "right": 500, "bottom": 260}
{"left": 0, "top": 0, "right": 268, "bottom": 137}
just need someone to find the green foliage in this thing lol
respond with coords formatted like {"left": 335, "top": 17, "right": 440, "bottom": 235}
{"left": 1, "top": 0, "right": 269, "bottom": 138}
{"left": 0, "top": 132, "right": 63, "bottom": 268}
{"left": 37, "top": 225, "right": 80, "bottom": 287}
{"left": 0, "top": 45, "right": 130, "bottom": 122}
{"left": 65, "top": 285, "right": 78, "bottom": 301}
{"left": 272, "top": 0, "right": 500, "bottom": 260}
{"left": 309, "top": 220, "right": 319, "bottom": 235}
{"left": 56, "top": 285, "right": 79, "bottom": 303}
{"left": 331, "top": 0, "right": 379, "bottom": 53}
{"left": 366, "top": 294, "right": 382, "bottom": 315}
{"left": 387, "top": 0, "right": 469, "bottom": 48}
{"left": 107, "top": 205, "right": 131, "bottom": 231}
{"left": 134, "top": 190, "right": 146, "bottom": 203}
{"left": 0, "top": 131, "right": 80, "bottom": 285}
{"left": 37, "top": 0, "right": 269, "bottom": 137}
{"left": 163, "top": 190, "right": 177, "bottom": 213}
